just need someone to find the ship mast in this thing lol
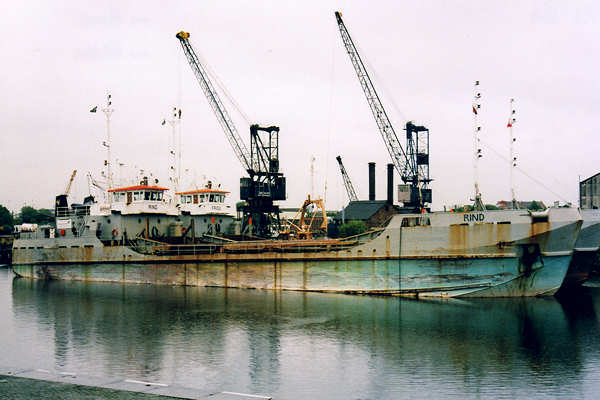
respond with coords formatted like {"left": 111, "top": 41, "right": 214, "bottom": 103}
{"left": 310, "top": 155, "right": 316, "bottom": 198}
{"left": 507, "top": 98, "right": 518, "bottom": 209}
{"left": 101, "top": 93, "right": 114, "bottom": 192}
{"left": 166, "top": 107, "right": 182, "bottom": 198}
{"left": 472, "top": 81, "right": 484, "bottom": 211}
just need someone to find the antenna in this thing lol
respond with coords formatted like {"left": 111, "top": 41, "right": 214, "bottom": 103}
{"left": 165, "top": 107, "right": 182, "bottom": 198}
{"left": 507, "top": 98, "right": 518, "bottom": 209}
{"left": 86, "top": 172, "right": 92, "bottom": 195}
{"left": 472, "top": 81, "right": 484, "bottom": 211}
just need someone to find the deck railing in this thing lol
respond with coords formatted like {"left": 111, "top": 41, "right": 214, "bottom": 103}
{"left": 131, "top": 237, "right": 358, "bottom": 257}
{"left": 55, "top": 206, "right": 90, "bottom": 218}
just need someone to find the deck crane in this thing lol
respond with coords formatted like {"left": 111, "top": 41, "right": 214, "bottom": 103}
{"left": 279, "top": 195, "right": 327, "bottom": 240}
{"left": 335, "top": 156, "right": 359, "bottom": 202}
{"left": 334, "top": 12, "right": 431, "bottom": 210}
{"left": 63, "top": 170, "right": 77, "bottom": 196}
{"left": 176, "top": 31, "right": 286, "bottom": 237}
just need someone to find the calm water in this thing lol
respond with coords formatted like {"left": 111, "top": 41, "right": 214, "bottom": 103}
{"left": 2, "top": 268, "right": 600, "bottom": 399}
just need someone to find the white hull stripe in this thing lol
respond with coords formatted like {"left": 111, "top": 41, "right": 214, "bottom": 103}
{"left": 574, "top": 247, "right": 600, "bottom": 252}
{"left": 541, "top": 251, "right": 573, "bottom": 256}
{"left": 124, "top": 379, "right": 168, "bottom": 387}
{"left": 221, "top": 392, "right": 272, "bottom": 399}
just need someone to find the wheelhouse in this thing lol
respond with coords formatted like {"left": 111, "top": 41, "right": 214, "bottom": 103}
{"left": 176, "top": 189, "right": 228, "bottom": 205}
{"left": 108, "top": 185, "right": 168, "bottom": 205}
{"left": 176, "top": 181, "right": 232, "bottom": 217}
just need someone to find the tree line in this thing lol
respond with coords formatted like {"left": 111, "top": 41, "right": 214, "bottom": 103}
{"left": 0, "top": 205, "right": 54, "bottom": 233}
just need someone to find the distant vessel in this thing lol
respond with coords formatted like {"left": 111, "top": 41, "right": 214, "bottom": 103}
{"left": 561, "top": 209, "right": 600, "bottom": 289}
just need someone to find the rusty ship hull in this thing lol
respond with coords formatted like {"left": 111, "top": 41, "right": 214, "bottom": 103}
{"left": 12, "top": 208, "right": 582, "bottom": 297}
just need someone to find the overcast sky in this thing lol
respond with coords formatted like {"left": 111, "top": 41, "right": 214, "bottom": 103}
{"left": 1, "top": 1, "right": 599, "bottom": 212}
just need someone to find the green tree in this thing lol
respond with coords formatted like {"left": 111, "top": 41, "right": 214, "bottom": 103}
{"left": 235, "top": 201, "right": 246, "bottom": 213}
{"left": 0, "top": 205, "right": 14, "bottom": 233}
{"left": 528, "top": 201, "right": 543, "bottom": 211}
{"left": 484, "top": 204, "right": 500, "bottom": 210}
{"left": 20, "top": 206, "right": 38, "bottom": 223}
{"left": 36, "top": 209, "right": 54, "bottom": 223}
{"left": 18, "top": 206, "right": 54, "bottom": 224}
{"left": 339, "top": 220, "right": 367, "bottom": 238}
{"left": 452, "top": 205, "right": 474, "bottom": 212}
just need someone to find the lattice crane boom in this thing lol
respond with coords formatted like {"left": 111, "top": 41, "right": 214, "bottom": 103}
{"left": 336, "top": 156, "right": 359, "bottom": 202}
{"left": 334, "top": 12, "right": 431, "bottom": 208}
{"left": 176, "top": 31, "right": 251, "bottom": 172}
{"left": 334, "top": 12, "right": 411, "bottom": 182}
{"left": 176, "top": 30, "right": 286, "bottom": 237}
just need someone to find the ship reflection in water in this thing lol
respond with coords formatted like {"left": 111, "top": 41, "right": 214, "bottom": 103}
{"left": 5, "top": 269, "right": 600, "bottom": 399}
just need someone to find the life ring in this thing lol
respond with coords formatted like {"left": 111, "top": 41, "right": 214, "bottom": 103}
{"left": 151, "top": 226, "right": 159, "bottom": 238}
{"left": 112, "top": 228, "right": 119, "bottom": 238}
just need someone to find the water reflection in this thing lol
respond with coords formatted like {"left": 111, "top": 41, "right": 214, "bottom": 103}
{"left": 8, "top": 275, "right": 600, "bottom": 399}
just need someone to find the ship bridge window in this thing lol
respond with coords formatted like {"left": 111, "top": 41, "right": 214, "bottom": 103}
{"left": 133, "top": 192, "right": 140, "bottom": 201}
{"left": 139, "top": 191, "right": 159, "bottom": 201}
{"left": 209, "top": 194, "right": 215, "bottom": 202}
{"left": 200, "top": 194, "right": 206, "bottom": 202}
{"left": 180, "top": 195, "right": 190, "bottom": 204}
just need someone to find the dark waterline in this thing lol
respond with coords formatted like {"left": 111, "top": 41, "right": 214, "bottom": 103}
{"left": 2, "top": 268, "right": 600, "bottom": 399}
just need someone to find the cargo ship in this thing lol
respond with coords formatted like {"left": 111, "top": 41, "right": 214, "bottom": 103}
{"left": 11, "top": 188, "right": 583, "bottom": 297}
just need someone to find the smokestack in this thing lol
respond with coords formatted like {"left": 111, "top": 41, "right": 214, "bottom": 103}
{"left": 368, "top": 162, "right": 375, "bottom": 201}
{"left": 387, "top": 163, "right": 394, "bottom": 204}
